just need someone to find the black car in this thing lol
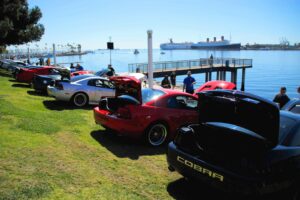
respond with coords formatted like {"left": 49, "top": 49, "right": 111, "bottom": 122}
{"left": 32, "top": 68, "right": 70, "bottom": 93}
{"left": 167, "top": 90, "right": 300, "bottom": 197}
{"left": 282, "top": 98, "right": 300, "bottom": 114}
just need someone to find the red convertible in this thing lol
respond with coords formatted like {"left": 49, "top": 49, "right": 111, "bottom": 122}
{"left": 94, "top": 76, "right": 199, "bottom": 146}
{"left": 194, "top": 80, "right": 236, "bottom": 94}
{"left": 16, "top": 66, "right": 59, "bottom": 83}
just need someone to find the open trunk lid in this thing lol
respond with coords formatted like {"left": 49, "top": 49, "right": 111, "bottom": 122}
{"left": 98, "top": 76, "right": 142, "bottom": 116}
{"left": 109, "top": 76, "right": 142, "bottom": 103}
{"left": 197, "top": 90, "right": 279, "bottom": 148}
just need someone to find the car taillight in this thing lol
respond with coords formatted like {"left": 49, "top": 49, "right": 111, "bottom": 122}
{"left": 117, "top": 107, "right": 131, "bottom": 119}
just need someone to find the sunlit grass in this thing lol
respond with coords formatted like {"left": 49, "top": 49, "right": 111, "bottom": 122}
{"left": 0, "top": 75, "right": 180, "bottom": 199}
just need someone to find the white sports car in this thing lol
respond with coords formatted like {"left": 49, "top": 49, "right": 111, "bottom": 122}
{"left": 47, "top": 75, "right": 115, "bottom": 107}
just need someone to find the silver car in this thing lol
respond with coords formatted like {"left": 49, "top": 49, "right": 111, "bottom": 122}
{"left": 47, "top": 76, "right": 115, "bottom": 107}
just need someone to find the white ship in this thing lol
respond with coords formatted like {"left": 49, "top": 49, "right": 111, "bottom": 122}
{"left": 160, "top": 39, "right": 193, "bottom": 50}
{"left": 160, "top": 36, "right": 241, "bottom": 50}
{"left": 191, "top": 36, "right": 241, "bottom": 50}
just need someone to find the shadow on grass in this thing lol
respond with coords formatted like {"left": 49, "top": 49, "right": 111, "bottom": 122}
{"left": 9, "top": 79, "right": 18, "bottom": 82}
{"left": 11, "top": 83, "right": 31, "bottom": 88}
{"left": 27, "top": 90, "right": 48, "bottom": 97}
{"left": 43, "top": 100, "right": 94, "bottom": 111}
{"left": 167, "top": 178, "right": 293, "bottom": 200}
{"left": 90, "top": 129, "right": 166, "bottom": 160}
{"left": 167, "top": 178, "right": 231, "bottom": 200}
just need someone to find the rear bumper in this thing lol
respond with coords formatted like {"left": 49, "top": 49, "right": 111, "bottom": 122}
{"left": 167, "top": 142, "right": 288, "bottom": 195}
{"left": 93, "top": 107, "right": 144, "bottom": 138}
{"left": 47, "top": 86, "right": 71, "bottom": 101}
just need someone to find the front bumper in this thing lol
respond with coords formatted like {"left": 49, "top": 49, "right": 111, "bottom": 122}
{"left": 93, "top": 107, "right": 144, "bottom": 138}
{"left": 167, "top": 142, "right": 289, "bottom": 195}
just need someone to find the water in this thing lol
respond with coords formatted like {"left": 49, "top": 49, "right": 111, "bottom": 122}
{"left": 50, "top": 49, "right": 300, "bottom": 100}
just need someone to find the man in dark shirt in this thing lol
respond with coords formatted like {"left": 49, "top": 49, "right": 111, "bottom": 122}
{"left": 170, "top": 71, "right": 176, "bottom": 89}
{"left": 75, "top": 64, "right": 84, "bottom": 71}
{"left": 183, "top": 71, "right": 196, "bottom": 94}
{"left": 106, "top": 64, "right": 115, "bottom": 77}
{"left": 161, "top": 75, "right": 171, "bottom": 88}
{"left": 273, "top": 87, "right": 290, "bottom": 108}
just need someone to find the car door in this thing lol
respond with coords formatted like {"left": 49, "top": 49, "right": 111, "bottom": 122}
{"left": 159, "top": 95, "right": 198, "bottom": 134}
{"left": 87, "top": 79, "right": 115, "bottom": 103}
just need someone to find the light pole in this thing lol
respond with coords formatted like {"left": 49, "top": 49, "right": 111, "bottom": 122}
{"left": 147, "top": 30, "right": 153, "bottom": 89}
{"left": 109, "top": 36, "right": 112, "bottom": 65}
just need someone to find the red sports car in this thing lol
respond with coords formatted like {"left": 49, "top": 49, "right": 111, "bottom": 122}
{"left": 71, "top": 70, "right": 93, "bottom": 77}
{"left": 16, "top": 66, "right": 59, "bottom": 83}
{"left": 194, "top": 80, "right": 236, "bottom": 95}
{"left": 94, "top": 76, "right": 199, "bottom": 146}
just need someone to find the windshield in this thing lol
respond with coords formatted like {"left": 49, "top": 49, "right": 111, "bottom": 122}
{"left": 142, "top": 88, "right": 165, "bottom": 104}
{"left": 95, "top": 69, "right": 109, "bottom": 76}
{"left": 279, "top": 115, "right": 298, "bottom": 144}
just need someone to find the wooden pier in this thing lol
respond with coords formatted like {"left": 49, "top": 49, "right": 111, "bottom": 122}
{"left": 128, "top": 58, "right": 252, "bottom": 91}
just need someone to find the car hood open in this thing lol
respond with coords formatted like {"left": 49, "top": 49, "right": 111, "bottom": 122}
{"left": 109, "top": 76, "right": 142, "bottom": 103}
{"left": 197, "top": 90, "right": 280, "bottom": 147}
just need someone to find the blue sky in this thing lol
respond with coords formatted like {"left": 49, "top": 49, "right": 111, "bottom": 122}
{"left": 28, "top": 0, "right": 300, "bottom": 50}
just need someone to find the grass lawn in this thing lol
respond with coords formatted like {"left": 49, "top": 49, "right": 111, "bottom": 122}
{"left": 1, "top": 72, "right": 293, "bottom": 200}
{"left": 0, "top": 73, "right": 190, "bottom": 200}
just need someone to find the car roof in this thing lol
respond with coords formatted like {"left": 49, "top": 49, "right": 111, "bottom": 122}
{"left": 157, "top": 87, "right": 196, "bottom": 97}
{"left": 280, "top": 110, "right": 300, "bottom": 121}
{"left": 282, "top": 98, "right": 300, "bottom": 110}
{"left": 74, "top": 76, "right": 108, "bottom": 82}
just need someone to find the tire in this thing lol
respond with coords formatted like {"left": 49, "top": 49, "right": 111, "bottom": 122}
{"left": 72, "top": 92, "right": 88, "bottom": 107}
{"left": 145, "top": 123, "right": 168, "bottom": 146}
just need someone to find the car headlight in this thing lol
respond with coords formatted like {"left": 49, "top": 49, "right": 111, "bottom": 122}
{"left": 43, "top": 80, "right": 48, "bottom": 84}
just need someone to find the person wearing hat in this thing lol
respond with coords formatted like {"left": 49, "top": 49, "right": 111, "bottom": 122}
{"left": 183, "top": 71, "right": 196, "bottom": 94}
{"left": 273, "top": 87, "right": 290, "bottom": 108}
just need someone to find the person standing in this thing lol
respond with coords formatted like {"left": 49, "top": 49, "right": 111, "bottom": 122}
{"left": 170, "top": 71, "right": 176, "bottom": 89}
{"left": 75, "top": 64, "right": 84, "bottom": 71}
{"left": 183, "top": 71, "right": 196, "bottom": 94}
{"left": 46, "top": 57, "right": 51, "bottom": 66}
{"left": 273, "top": 87, "right": 290, "bottom": 108}
{"left": 39, "top": 57, "right": 44, "bottom": 65}
{"left": 209, "top": 54, "right": 214, "bottom": 67}
{"left": 107, "top": 64, "right": 115, "bottom": 77}
{"left": 161, "top": 75, "right": 171, "bottom": 88}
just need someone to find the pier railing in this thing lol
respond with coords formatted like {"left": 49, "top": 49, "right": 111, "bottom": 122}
{"left": 128, "top": 58, "right": 252, "bottom": 73}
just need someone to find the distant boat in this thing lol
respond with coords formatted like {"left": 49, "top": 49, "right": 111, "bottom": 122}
{"left": 134, "top": 49, "right": 139, "bottom": 54}
{"left": 160, "top": 39, "right": 193, "bottom": 50}
{"left": 191, "top": 36, "right": 241, "bottom": 50}
{"left": 160, "top": 51, "right": 165, "bottom": 54}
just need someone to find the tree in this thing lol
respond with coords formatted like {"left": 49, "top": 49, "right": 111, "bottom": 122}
{"left": 0, "top": 0, "right": 44, "bottom": 48}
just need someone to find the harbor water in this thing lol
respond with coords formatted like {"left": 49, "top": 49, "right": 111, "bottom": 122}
{"left": 52, "top": 49, "right": 300, "bottom": 100}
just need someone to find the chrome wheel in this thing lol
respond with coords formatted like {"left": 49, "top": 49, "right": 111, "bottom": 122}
{"left": 147, "top": 123, "right": 168, "bottom": 146}
{"left": 73, "top": 93, "right": 88, "bottom": 107}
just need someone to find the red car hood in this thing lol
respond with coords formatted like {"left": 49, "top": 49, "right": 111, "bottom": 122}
{"left": 195, "top": 81, "right": 236, "bottom": 94}
{"left": 109, "top": 76, "right": 142, "bottom": 103}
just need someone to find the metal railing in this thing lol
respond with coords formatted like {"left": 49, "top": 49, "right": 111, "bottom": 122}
{"left": 128, "top": 58, "right": 252, "bottom": 73}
